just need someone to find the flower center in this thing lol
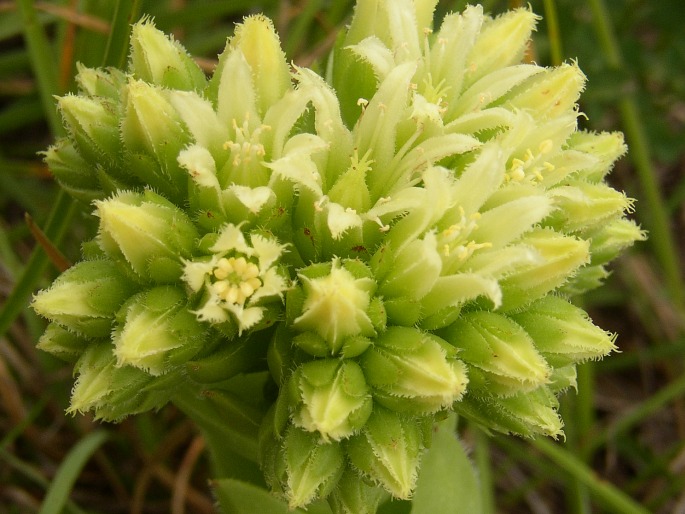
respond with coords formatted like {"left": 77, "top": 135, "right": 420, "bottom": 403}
{"left": 210, "top": 256, "right": 262, "bottom": 305}
{"left": 223, "top": 117, "right": 270, "bottom": 167}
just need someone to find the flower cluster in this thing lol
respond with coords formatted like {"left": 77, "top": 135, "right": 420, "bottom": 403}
{"left": 33, "top": 1, "right": 643, "bottom": 511}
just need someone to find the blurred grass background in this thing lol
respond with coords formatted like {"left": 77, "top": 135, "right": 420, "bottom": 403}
{"left": 0, "top": 0, "right": 683, "bottom": 512}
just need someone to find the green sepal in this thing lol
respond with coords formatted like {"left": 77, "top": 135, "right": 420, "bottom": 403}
{"left": 454, "top": 386, "right": 563, "bottom": 439}
{"left": 36, "top": 323, "right": 91, "bottom": 363}
{"left": 328, "top": 466, "right": 386, "bottom": 514}
{"left": 289, "top": 359, "right": 373, "bottom": 441}
{"left": 361, "top": 327, "right": 468, "bottom": 415}
{"left": 32, "top": 259, "right": 139, "bottom": 338}
{"left": 43, "top": 139, "right": 103, "bottom": 203}
{"left": 95, "top": 189, "right": 199, "bottom": 283}
{"left": 440, "top": 310, "right": 551, "bottom": 396}
{"left": 346, "top": 406, "right": 428, "bottom": 499}
{"left": 113, "top": 286, "right": 207, "bottom": 376}
{"left": 508, "top": 295, "right": 617, "bottom": 367}
{"left": 128, "top": 19, "right": 206, "bottom": 91}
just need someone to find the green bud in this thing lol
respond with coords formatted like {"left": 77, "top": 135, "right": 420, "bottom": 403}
{"left": 275, "top": 426, "right": 346, "bottom": 509}
{"left": 508, "top": 295, "right": 617, "bottom": 367}
{"left": 129, "top": 20, "right": 206, "bottom": 91}
{"left": 464, "top": 8, "right": 538, "bottom": 87}
{"left": 113, "top": 286, "right": 206, "bottom": 376}
{"left": 68, "top": 343, "right": 118, "bottom": 415}
{"left": 43, "top": 139, "right": 102, "bottom": 202}
{"left": 567, "top": 130, "right": 627, "bottom": 183}
{"left": 379, "top": 232, "right": 442, "bottom": 301}
{"left": 505, "top": 63, "right": 585, "bottom": 121}
{"left": 289, "top": 359, "right": 372, "bottom": 441}
{"left": 362, "top": 327, "right": 468, "bottom": 414}
{"left": 454, "top": 386, "right": 563, "bottom": 439}
{"left": 548, "top": 365, "right": 577, "bottom": 393}
{"left": 96, "top": 190, "right": 198, "bottom": 282}
{"left": 346, "top": 406, "right": 426, "bottom": 499}
{"left": 440, "top": 311, "right": 551, "bottom": 396}
{"left": 547, "top": 180, "right": 634, "bottom": 234}
{"left": 293, "top": 259, "right": 377, "bottom": 355}
{"left": 230, "top": 15, "right": 291, "bottom": 117}
{"left": 57, "top": 94, "right": 120, "bottom": 163}
{"left": 99, "top": 367, "right": 181, "bottom": 420}
{"left": 328, "top": 466, "right": 386, "bottom": 514}
{"left": 499, "top": 228, "right": 590, "bottom": 311}
{"left": 586, "top": 218, "right": 646, "bottom": 265}
{"left": 36, "top": 323, "right": 90, "bottom": 363}
{"left": 32, "top": 259, "right": 138, "bottom": 338}
{"left": 121, "top": 79, "right": 187, "bottom": 167}
{"left": 560, "top": 264, "right": 610, "bottom": 296}
{"left": 75, "top": 63, "right": 126, "bottom": 99}
{"left": 69, "top": 343, "right": 172, "bottom": 421}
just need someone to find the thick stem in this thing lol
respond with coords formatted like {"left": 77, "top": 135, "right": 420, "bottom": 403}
{"left": 173, "top": 386, "right": 266, "bottom": 486}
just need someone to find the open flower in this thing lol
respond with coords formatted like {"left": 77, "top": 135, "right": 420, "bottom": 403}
{"left": 182, "top": 223, "right": 288, "bottom": 332}
{"left": 33, "top": 1, "right": 644, "bottom": 511}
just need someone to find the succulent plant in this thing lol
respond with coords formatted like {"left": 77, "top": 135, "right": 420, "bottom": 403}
{"left": 33, "top": 0, "right": 644, "bottom": 511}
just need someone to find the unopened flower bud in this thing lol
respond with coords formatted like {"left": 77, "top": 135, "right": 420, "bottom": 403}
{"left": 32, "top": 259, "right": 138, "bottom": 338}
{"left": 328, "top": 466, "right": 386, "bottom": 514}
{"left": 548, "top": 180, "right": 634, "bottom": 234}
{"left": 293, "top": 259, "right": 377, "bottom": 355}
{"left": 499, "top": 228, "right": 589, "bottom": 311}
{"left": 379, "top": 232, "right": 442, "bottom": 301}
{"left": 464, "top": 8, "right": 538, "bottom": 86}
{"left": 586, "top": 218, "right": 646, "bottom": 265}
{"left": 129, "top": 20, "right": 206, "bottom": 91}
{"left": 441, "top": 311, "right": 551, "bottom": 396}
{"left": 567, "top": 130, "right": 626, "bottom": 183}
{"left": 68, "top": 343, "right": 119, "bottom": 415}
{"left": 346, "top": 406, "right": 428, "bottom": 499}
{"left": 121, "top": 79, "right": 187, "bottom": 166}
{"left": 43, "top": 139, "right": 102, "bottom": 202}
{"left": 505, "top": 63, "right": 585, "bottom": 121}
{"left": 548, "top": 365, "right": 577, "bottom": 393}
{"left": 75, "top": 63, "right": 126, "bottom": 99}
{"left": 36, "top": 323, "right": 89, "bottom": 363}
{"left": 229, "top": 15, "right": 291, "bottom": 116}
{"left": 455, "top": 386, "right": 563, "bottom": 439}
{"left": 270, "top": 425, "right": 346, "bottom": 509}
{"left": 69, "top": 343, "right": 172, "bottom": 420}
{"left": 57, "top": 94, "right": 120, "bottom": 162}
{"left": 362, "top": 327, "right": 468, "bottom": 414}
{"left": 508, "top": 295, "right": 617, "bottom": 367}
{"left": 113, "top": 286, "right": 206, "bottom": 375}
{"left": 289, "top": 359, "right": 372, "bottom": 441}
{"left": 96, "top": 190, "right": 198, "bottom": 283}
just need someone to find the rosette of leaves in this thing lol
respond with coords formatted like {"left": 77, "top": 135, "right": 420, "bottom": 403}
{"left": 32, "top": 0, "right": 644, "bottom": 511}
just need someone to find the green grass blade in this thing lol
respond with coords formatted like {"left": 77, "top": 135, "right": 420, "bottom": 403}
{"left": 586, "top": 0, "right": 685, "bottom": 311}
{"left": 15, "top": 0, "right": 63, "bottom": 136}
{"left": 541, "top": 0, "right": 563, "bottom": 65}
{"left": 37, "top": 430, "right": 109, "bottom": 514}
{"left": 0, "top": 190, "right": 77, "bottom": 339}
{"left": 102, "top": 0, "right": 143, "bottom": 68}
{"left": 533, "top": 438, "right": 651, "bottom": 514}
